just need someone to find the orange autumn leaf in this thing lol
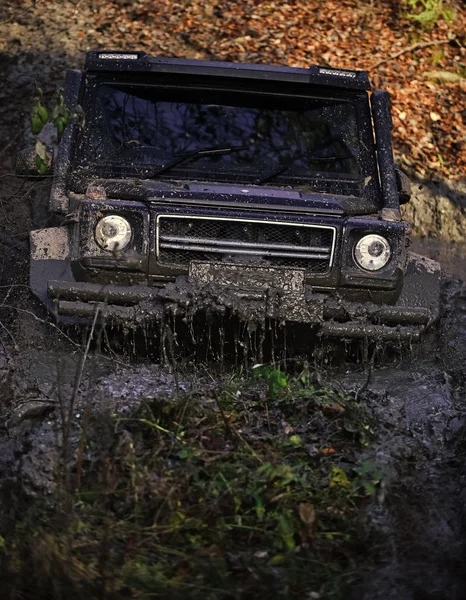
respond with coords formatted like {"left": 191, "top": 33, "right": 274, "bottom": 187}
{"left": 321, "top": 447, "right": 336, "bottom": 455}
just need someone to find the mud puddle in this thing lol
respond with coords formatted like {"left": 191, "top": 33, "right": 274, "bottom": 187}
{"left": 342, "top": 274, "right": 466, "bottom": 599}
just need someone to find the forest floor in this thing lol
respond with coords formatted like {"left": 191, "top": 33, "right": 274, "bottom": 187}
{"left": 1, "top": 0, "right": 465, "bottom": 179}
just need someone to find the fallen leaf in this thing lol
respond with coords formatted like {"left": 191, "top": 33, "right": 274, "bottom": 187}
{"left": 329, "top": 466, "right": 351, "bottom": 489}
{"left": 281, "top": 420, "right": 294, "bottom": 435}
{"left": 322, "top": 402, "right": 345, "bottom": 413}
{"left": 298, "top": 503, "right": 316, "bottom": 526}
{"left": 268, "top": 554, "right": 285, "bottom": 565}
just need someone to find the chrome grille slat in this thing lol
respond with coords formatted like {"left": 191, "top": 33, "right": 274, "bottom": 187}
{"left": 160, "top": 243, "right": 329, "bottom": 260}
{"left": 159, "top": 235, "right": 330, "bottom": 254}
{"left": 156, "top": 215, "right": 336, "bottom": 273}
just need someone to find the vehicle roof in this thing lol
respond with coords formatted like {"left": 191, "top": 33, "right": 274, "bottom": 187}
{"left": 84, "top": 50, "right": 371, "bottom": 91}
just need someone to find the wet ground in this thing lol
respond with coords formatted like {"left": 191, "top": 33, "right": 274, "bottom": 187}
{"left": 1, "top": 268, "right": 466, "bottom": 598}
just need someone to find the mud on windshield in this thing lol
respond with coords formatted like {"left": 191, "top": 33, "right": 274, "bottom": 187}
{"left": 76, "top": 80, "right": 379, "bottom": 197}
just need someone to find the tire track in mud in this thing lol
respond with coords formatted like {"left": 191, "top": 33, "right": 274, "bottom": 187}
{"left": 347, "top": 277, "right": 466, "bottom": 600}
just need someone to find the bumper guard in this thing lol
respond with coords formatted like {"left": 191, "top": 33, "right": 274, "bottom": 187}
{"left": 47, "top": 278, "right": 434, "bottom": 342}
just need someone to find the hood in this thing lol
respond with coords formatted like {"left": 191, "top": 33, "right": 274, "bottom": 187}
{"left": 76, "top": 178, "right": 380, "bottom": 217}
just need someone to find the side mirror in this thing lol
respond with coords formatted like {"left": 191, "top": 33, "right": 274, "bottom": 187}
{"left": 16, "top": 146, "right": 53, "bottom": 178}
{"left": 395, "top": 167, "right": 411, "bottom": 205}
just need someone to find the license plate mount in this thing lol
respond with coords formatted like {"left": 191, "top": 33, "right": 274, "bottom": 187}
{"left": 189, "top": 261, "right": 305, "bottom": 293}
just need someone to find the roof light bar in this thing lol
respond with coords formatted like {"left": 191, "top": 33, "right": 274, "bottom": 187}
{"left": 84, "top": 51, "right": 370, "bottom": 90}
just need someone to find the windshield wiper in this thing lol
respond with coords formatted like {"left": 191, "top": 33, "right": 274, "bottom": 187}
{"left": 141, "top": 144, "right": 249, "bottom": 179}
{"left": 256, "top": 153, "right": 354, "bottom": 185}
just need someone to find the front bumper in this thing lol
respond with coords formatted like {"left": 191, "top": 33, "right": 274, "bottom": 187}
{"left": 46, "top": 275, "right": 438, "bottom": 344}
{"left": 48, "top": 281, "right": 431, "bottom": 341}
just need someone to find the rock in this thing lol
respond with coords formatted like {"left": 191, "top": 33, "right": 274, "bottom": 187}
{"left": 6, "top": 400, "right": 56, "bottom": 429}
{"left": 18, "top": 424, "right": 60, "bottom": 498}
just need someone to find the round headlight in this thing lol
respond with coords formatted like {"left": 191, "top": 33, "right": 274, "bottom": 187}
{"left": 95, "top": 215, "right": 132, "bottom": 252}
{"left": 354, "top": 234, "right": 391, "bottom": 271}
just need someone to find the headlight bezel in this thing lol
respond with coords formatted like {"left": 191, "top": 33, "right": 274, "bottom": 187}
{"left": 329, "top": 218, "right": 405, "bottom": 292}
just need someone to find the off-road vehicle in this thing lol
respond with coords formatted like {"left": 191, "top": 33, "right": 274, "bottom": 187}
{"left": 21, "top": 50, "right": 441, "bottom": 342}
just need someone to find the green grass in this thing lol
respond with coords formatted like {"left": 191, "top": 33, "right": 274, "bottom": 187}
{"left": 0, "top": 366, "right": 383, "bottom": 599}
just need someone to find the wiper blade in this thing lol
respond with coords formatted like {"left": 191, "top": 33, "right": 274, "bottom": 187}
{"left": 256, "top": 153, "right": 354, "bottom": 185}
{"left": 141, "top": 144, "right": 248, "bottom": 179}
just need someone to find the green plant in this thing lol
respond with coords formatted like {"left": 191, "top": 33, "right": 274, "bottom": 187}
{"left": 353, "top": 460, "right": 385, "bottom": 497}
{"left": 252, "top": 363, "right": 288, "bottom": 400}
{"left": 0, "top": 367, "right": 382, "bottom": 600}
{"left": 431, "top": 48, "right": 445, "bottom": 66}
{"left": 30, "top": 87, "right": 70, "bottom": 173}
{"left": 404, "top": 0, "right": 456, "bottom": 26}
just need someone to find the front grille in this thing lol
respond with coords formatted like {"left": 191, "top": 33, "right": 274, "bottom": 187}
{"left": 156, "top": 215, "right": 335, "bottom": 273}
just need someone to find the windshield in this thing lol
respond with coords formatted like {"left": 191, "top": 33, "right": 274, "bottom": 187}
{"left": 80, "top": 82, "right": 370, "bottom": 192}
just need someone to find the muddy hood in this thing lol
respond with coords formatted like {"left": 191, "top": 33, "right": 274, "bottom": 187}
{"left": 82, "top": 178, "right": 379, "bottom": 216}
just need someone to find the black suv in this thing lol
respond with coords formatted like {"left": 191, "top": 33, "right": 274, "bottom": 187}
{"left": 26, "top": 50, "right": 440, "bottom": 342}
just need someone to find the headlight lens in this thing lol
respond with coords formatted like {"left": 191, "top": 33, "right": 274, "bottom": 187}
{"left": 354, "top": 234, "right": 391, "bottom": 271}
{"left": 95, "top": 215, "right": 132, "bottom": 252}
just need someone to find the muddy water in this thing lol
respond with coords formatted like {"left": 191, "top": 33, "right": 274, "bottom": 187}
{"left": 347, "top": 237, "right": 466, "bottom": 599}
{"left": 342, "top": 355, "right": 466, "bottom": 600}
{"left": 347, "top": 240, "right": 466, "bottom": 599}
